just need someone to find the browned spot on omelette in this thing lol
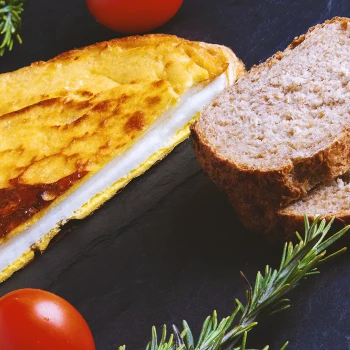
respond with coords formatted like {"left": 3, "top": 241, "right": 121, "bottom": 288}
{"left": 78, "top": 90, "right": 94, "bottom": 97}
{"left": 152, "top": 80, "right": 165, "bottom": 88}
{"left": 0, "top": 171, "right": 88, "bottom": 238}
{"left": 124, "top": 111, "right": 146, "bottom": 133}
{"left": 71, "top": 114, "right": 89, "bottom": 127}
{"left": 117, "top": 94, "right": 130, "bottom": 104}
{"left": 91, "top": 99, "right": 114, "bottom": 113}
{"left": 146, "top": 96, "right": 161, "bottom": 107}
{"left": 63, "top": 99, "right": 91, "bottom": 111}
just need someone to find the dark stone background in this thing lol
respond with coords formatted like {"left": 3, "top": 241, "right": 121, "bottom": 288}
{"left": 1, "top": 0, "right": 350, "bottom": 349}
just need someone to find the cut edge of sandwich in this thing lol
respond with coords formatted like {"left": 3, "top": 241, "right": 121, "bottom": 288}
{"left": 0, "top": 43, "right": 245, "bottom": 282}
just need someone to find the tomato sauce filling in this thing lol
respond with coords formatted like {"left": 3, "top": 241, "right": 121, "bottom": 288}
{"left": 0, "top": 171, "right": 88, "bottom": 239}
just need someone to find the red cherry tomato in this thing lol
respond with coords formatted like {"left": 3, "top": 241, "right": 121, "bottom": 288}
{"left": 86, "top": 0, "right": 183, "bottom": 34}
{"left": 0, "top": 289, "right": 95, "bottom": 350}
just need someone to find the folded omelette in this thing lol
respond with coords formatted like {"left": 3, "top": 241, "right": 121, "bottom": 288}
{"left": 0, "top": 34, "right": 244, "bottom": 282}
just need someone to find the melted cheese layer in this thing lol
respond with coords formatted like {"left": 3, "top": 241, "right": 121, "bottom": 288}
{"left": 0, "top": 73, "right": 227, "bottom": 279}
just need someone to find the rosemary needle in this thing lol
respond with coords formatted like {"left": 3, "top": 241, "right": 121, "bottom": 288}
{"left": 0, "top": 0, "right": 24, "bottom": 56}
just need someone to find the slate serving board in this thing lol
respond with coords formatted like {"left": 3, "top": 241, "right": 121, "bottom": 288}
{"left": 1, "top": 0, "right": 350, "bottom": 349}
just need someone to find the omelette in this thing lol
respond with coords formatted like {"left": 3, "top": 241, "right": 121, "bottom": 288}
{"left": 0, "top": 34, "right": 244, "bottom": 282}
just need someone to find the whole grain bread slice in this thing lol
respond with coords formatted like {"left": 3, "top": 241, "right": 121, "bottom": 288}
{"left": 192, "top": 17, "right": 350, "bottom": 234}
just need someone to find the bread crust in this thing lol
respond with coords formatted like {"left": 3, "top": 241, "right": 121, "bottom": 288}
{"left": 267, "top": 193, "right": 350, "bottom": 244}
{"left": 191, "top": 17, "right": 350, "bottom": 238}
{"left": 265, "top": 212, "right": 350, "bottom": 245}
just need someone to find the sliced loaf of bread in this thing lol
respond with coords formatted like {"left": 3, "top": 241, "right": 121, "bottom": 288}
{"left": 192, "top": 17, "right": 350, "bottom": 234}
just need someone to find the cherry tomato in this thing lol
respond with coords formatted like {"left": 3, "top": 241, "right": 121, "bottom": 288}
{"left": 0, "top": 289, "right": 95, "bottom": 350}
{"left": 86, "top": 0, "right": 183, "bottom": 34}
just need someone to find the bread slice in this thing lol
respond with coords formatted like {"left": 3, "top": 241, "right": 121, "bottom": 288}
{"left": 269, "top": 171, "right": 350, "bottom": 241}
{"left": 0, "top": 34, "right": 245, "bottom": 282}
{"left": 192, "top": 17, "right": 350, "bottom": 234}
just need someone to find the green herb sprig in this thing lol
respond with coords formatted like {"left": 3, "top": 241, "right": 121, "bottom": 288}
{"left": 118, "top": 216, "right": 349, "bottom": 349}
{"left": 0, "top": 0, "right": 24, "bottom": 56}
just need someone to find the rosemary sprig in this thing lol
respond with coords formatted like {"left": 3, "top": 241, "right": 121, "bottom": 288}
{"left": 0, "top": 0, "right": 24, "bottom": 56}
{"left": 119, "top": 216, "right": 349, "bottom": 350}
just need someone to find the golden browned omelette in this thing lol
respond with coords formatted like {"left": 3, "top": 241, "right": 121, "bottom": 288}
{"left": 0, "top": 34, "right": 245, "bottom": 282}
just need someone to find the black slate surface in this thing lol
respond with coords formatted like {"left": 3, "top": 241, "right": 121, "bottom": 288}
{"left": 1, "top": 0, "right": 350, "bottom": 349}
